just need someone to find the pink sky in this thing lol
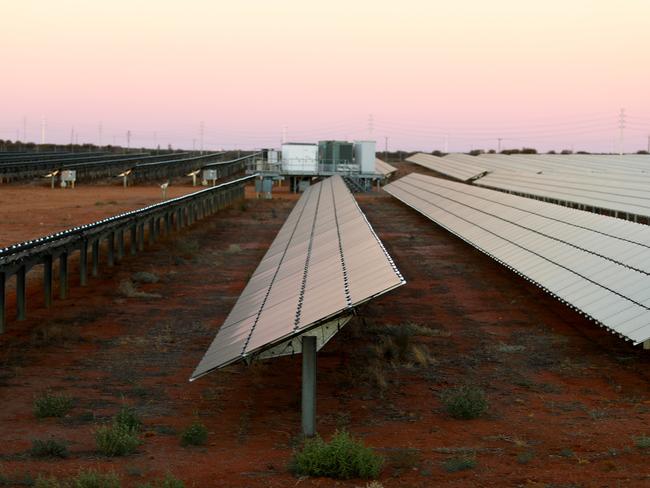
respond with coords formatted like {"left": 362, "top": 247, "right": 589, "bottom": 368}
{"left": 2, "top": 0, "right": 650, "bottom": 152}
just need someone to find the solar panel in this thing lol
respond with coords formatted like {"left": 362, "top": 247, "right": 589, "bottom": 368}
{"left": 191, "top": 175, "right": 405, "bottom": 380}
{"left": 384, "top": 173, "right": 650, "bottom": 345}
{"left": 406, "top": 153, "right": 486, "bottom": 181}
{"left": 375, "top": 158, "right": 397, "bottom": 176}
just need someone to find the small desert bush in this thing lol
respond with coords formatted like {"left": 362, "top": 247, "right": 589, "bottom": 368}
{"left": 442, "top": 454, "right": 477, "bottom": 472}
{"left": 34, "top": 392, "right": 73, "bottom": 418}
{"left": 136, "top": 474, "right": 185, "bottom": 488}
{"left": 441, "top": 385, "right": 488, "bottom": 419}
{"left": 634, "top": 436, "right": 650, "bottom": 449}
{"left": 290, "top": 430, "right": 383, "bottom": 479}
{"left": 36, "top": 470, "right": 120, "bottom": 488}
{"left": 95, "top": 424, "right": 140, "bottom": 456}
{"left": 180, "top": 421, "right": 208, "bottom": 446}
{"left": 131, "top": 271, "right": 159, "bottom": 284}
{"left": 118, "top": 280, "right": 160, "bottom": 299}
{"left": 30, "top": 439, "right": 68, "bottom": 458}
{"left": 115, "top": 405, "right": 142, "bottom": 433}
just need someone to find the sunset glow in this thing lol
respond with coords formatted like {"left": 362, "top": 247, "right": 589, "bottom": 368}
{"left": 3, "top": 0, "right": 650, "bottom": 152}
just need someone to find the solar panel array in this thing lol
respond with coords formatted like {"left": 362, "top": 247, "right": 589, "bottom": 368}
{"left": 406, "top": 152, "right": 650, "bottom": 219}
{"left": 191, "top": 175, "right": 405, "bottom": 380}
{"left": 384, "top": 173, "right": 650, "bottom": 345}
{"left": 375, "top": 158, "right": 397, "bottom": 176}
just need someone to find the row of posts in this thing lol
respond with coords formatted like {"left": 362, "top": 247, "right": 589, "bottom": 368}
{"left": 0, "top": 184, "right": 244, "bottom": 332}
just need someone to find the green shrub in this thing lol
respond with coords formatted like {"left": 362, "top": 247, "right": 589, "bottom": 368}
{"left": 115, "top": 405, "right": 142, "bottom": 433}
{"left": 35, "top": 477, "right": 63, "bottom": 488}
{"left": 30, "top": 439, "right": 69, "bottom": 458}
{"left": 180, "top": 421, "right": 208, "bottom": 446}
{"left": 136, "top": 474, "right": 185, "bottom": 488}
{"left": 70, "top": 470, "right": 120, "bottom": 488}
{"left": 95, "top": 424, "right": 140, "bottom": 456}
{"left": 634, "top": 436, "right": 650, "bottom": 449}
{"left": 442, "top": 455, "right": 476, "bottom": 472}
{"left": 290, "top": 430, "right": 383, "bottom": 479}
{"left": 34, "top": 392, "right": 73, "bottom": 418}
{"left": 440, "top": 386, "right": 488, "bottom": 419}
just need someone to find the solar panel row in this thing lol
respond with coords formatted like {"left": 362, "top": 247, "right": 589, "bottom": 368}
{"left": 191, "top": 175, "right": 405, "bottom": 380}
{"left": 384, "top": 173, "right": 650, "bottom": 345}
{"left": 406, "top": 153, "right": 650, "bottom": 219}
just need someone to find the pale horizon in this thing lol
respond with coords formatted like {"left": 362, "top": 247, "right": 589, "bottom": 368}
{"left": 3, "top": 0, "right": 650, "bottom": 152}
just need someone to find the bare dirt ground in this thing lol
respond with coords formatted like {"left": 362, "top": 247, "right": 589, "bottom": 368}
{"left": 0, "top": 184, "right": 201, "bottom": 248}
{"left": 0, "top": 174, "right": 649, "bottom": 487}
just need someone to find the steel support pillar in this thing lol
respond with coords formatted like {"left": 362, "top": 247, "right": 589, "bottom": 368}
{"left": 117, "top": 230, "right": 124, "bottom": 260}
{"left": 137, "top": 224, "right": 145, "bottom": 251}
{"left": 59, "top": 253, "right": 68, "bottom": 299}
{"left": 107, "top": 232, "right": 115, "bottom": 267}
{"left": 301, "top": 336, "right": 317, "bottom": 437}
{"left": 0, "top": 272, "right": 4, "bottom": 333}
{"left": 16, "top": 266, "right": 26, "bottom": 321}
{"left": 92, "top": 240, "right": 99, "bottom": 277}
{"left": 130, "top": 226, "right": 137, "bottom": 255}
{"left": 44, "top": 255, "right": 53, "bottom": 305}
{"left": 148, "top": 219, "right": 155, "bottom": 245}
{"left": 79, "top": 242, "right": 88, "bottom": 286}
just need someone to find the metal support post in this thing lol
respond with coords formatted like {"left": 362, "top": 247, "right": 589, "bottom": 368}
{"left": 16, "top": 265, "right": 26, "bottom": 320}
{"left": 302, "top": 335, "right": 317, "bottom": 437}
{"left": 137, "top": 224, "right": 145, "bottom": 251}
{"left": 117, "top": 230, "right": 124, "bottom": 260}
{"left": 59, "top": 253, "right": 68, "bottom": 299}
{"left": 92, "top": 240, "right": 99, "bottom": 277}
{"left": 130, "top": 226, "right": 137, "bottom": 255}
{"left": 44, "top": 255, "right": 53, "bottom": 305}
{"left": 0, "top": 272, "right": 5, "bottom": 333}
{"left": 148, "top": 219, "right": 155, "bottom": 245}
{"left": 107, "top": 232, "right": 115, "bottom": 267}
{"left": 79, "top": 242, "right": 87, "bottom": 286}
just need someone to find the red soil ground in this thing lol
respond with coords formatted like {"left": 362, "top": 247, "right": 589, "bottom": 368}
{"left": 0, "top": 171, "right": 649, "bottom": 487}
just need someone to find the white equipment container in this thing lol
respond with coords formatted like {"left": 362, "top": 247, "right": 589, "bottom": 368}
{"left": 354, "top": 141, "right": 376, "bottom": 174}
{"left": 281, "top": 143, "right": 318, "bottom": 173}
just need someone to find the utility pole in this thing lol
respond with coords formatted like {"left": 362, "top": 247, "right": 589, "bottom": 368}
{"left": 618, "top": 107, "right": 626, "bottom": 156}
{"left": 154, "top": 131, "right": 158, "bottom": 152}
{"left": 200, "top": 121, "right": 204, "bottom": 154}
{"left": 443, "top": 134, "right": 449, "bottom": 153}
{"left": 126, "top": 130, "right": 131, "bottom": 150}
{"left": 70, "top": 127, "right": 75, "bottom": 145}
{"left": 281, "top": 125, "right": 287, "bottom": 144}
{"left": 98, "top": 122, "right": 103, "bottom": 148}
{"left": 497, "top": 138, "right": 502, "bottom": 153}
{"left": 384, "top": 136, "right": 388, "bottom": 162}
{"left": 22, "top": 117, "right": 26, "bottom": 142}
{"left": 367, "top": 114, "right": 374, "bottom": 138}
{"left": 40, "top": 116, "right": 46, "bottom": 145}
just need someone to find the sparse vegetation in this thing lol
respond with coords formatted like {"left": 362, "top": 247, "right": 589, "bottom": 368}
{"left": 30, "top": 439, "right": 68, "bottom": 458}
{"left": 226, "top": 243, "right": 242, "bottom": 254}
{"left": 35, "top": 470, "right": 120, "bottom": 488}
{"left": 634, "top": 436, "right": 650, "bottom": 449}
{"left": 95, "top": 424, "right": 141, "bottom": 456}
{"left": 136, "top": 474, "right": 185, "bottom": 488}
{"left": 441, "top": 385, "right": 488, "bottom": 419}
{"left": 559, "top": 448, "right": 574, "bottom": 458}
{"left": 114, "top": 404, "right": 142, "bottom": 433}
{"left": 517, "top": 450, "right": 535, "bottom": 464}
{"left": 34, "top": 392, "right": 73, "bottom": 418}
{"left": 180, "top": 420, "right": 208, "bottom": 446}
{"left": 131, "top": 271, "right": 159, "bottom": 284}
{"left": 442, "top": 454, "right": 477, "bottom": 472}
{"left": 290, "top": 430, "right": 383, "bottom": 480}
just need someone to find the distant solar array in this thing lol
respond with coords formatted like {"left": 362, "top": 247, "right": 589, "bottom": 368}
{"left": 375, "top": 158, "right": 397, "bottom": 177}
{"left": 191, "top": 175, "right": 405, "bottom": 380}
{"left": 385, "top": 173, "right": 650, "bottom": 346}
{"left": 406, "top": 152, "right": 650, "bottom": 222}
